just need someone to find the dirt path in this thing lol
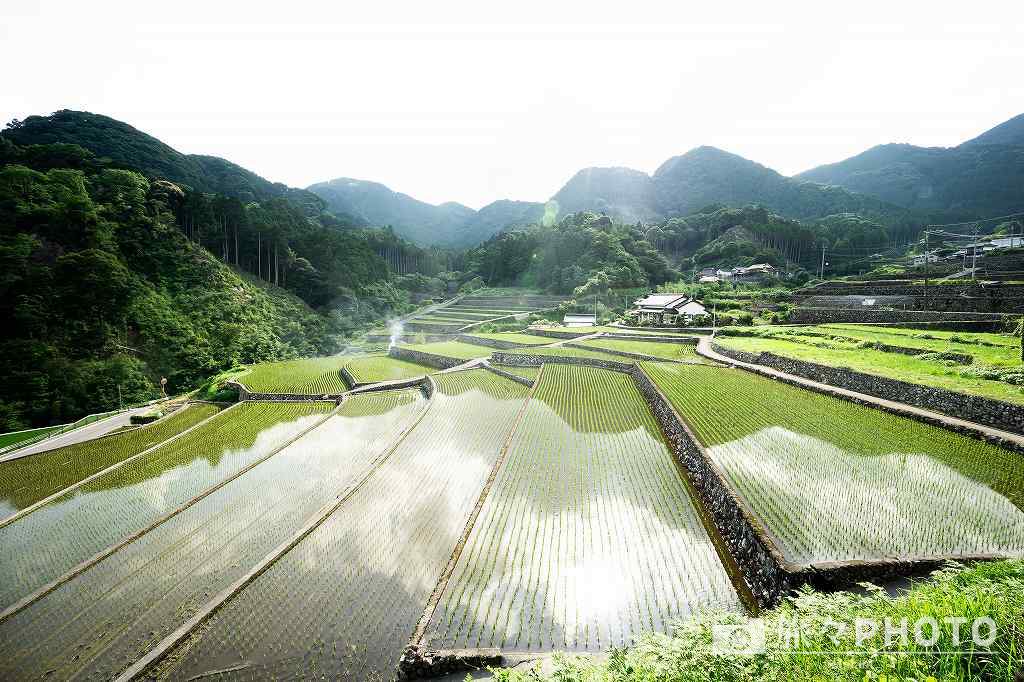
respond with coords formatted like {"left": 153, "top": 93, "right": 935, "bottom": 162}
{"left": 696, "top": 337, "right": 1024, "bottom": 449}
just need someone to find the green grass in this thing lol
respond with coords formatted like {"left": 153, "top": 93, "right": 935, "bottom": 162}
{"left": 580, "top": 337, "right": 701, "bottom": 361}
{"left": 467, "top": 332, "right": 558, "bottom": 346}
{"left": 242, "top": 356, "right": 350, "bottom": 394}
{"left": 642, "top": 362, "right": 1024, "bottom": 565}
{"left": 487, "top": 560, "right": 1024, "bottom": 682}
{"left": 400, "top": 341, "right": 494, "bottom": 360}
{"left": 0, "top": 425, "right": 63, "bottom": 450}
{"left": 716, "top": 334, "right": 1024, "bottom": 405}
{"left": 0, "top": 403, "right": 222, "bottom": 515}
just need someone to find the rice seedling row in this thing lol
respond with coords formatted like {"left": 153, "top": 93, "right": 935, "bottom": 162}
{"left": 468, "top": 332, "right": 559, "bottom": 346}
{"left": 0, "top": 390, "right": 428, "bottom": 680}
{"left": 400, "top": 341, "right": 494, "bottom": 361}
{"left": 0, "top": 401, "right": 333, "bottom": 611}
{"left": 426, "top": 364, "right": 740, "bottom": 652}
{"left": 0, "top": 403, "right": 221, "bottom": 518}
{"left": 242, "top": 356, "right": 350, "bottom": 394}
{"left": 578, "top": 338, "right": 700, "bottom": 361}
{"left": 502, "top": 345, "right": 628, "bottom": 361}
{"left": 343, "top": 355, "right": 432, "bottom": 384}
{"left": 641, "top": 362, "right": 1024, "bottom": 566}
{"left": 154, "top": 370, "right": 530, "bottom": 680}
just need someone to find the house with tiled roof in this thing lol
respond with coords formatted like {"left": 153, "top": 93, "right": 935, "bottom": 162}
{"left": 631, "top": 293, "right": 708, "bottom": 325}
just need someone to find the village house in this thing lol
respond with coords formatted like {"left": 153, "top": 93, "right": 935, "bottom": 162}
{"left": 731, "top": 263, "right": 778, "bottom": 283}
{"left": 631, "top": 293, "right": 708, "bottom": 326}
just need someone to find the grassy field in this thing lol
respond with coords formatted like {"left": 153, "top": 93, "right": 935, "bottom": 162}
{"left": 715, "top": 334, "right": 1024, "bottom": 405}
{"left": 400, "top": 340, "right": 495, "bottom": 360}
{"left": 156, "top": 370, "right": 530, "bottom": 680}
{"left": 0, "top": 401, "right": 333, "bottom": 611}
{"left": 0, "top": 390, "right": 426, "bottom": 680}
{"left": 579, "top": 338, "right": 701, "bottom": 361}
{"left": 344, "top": 355, "right": 432, "bottom": 384}
{"left": 485, "top": 560, "right": 1024, "bottom": 682}
{"left": 0, "top": 403, "right": 221, "bottom": 516}
{"left": 468, "top": 332, "right": 558, "bottom": 346}
{"left": 242, "top": 356, "right": 350, "bottom": 394}
{"left": 428, "top": 364, "right": 739, "bottom": 652}
{"left": 0, "top": 425, "right": 63, "bottom": 450}
{"left": 643, "top": 362, "right": 1024, "bottom": 566}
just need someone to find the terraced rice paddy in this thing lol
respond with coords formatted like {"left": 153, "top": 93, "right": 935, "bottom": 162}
{"left": 401, "top": 340, "right": 494, "bottom": 360}
{"left": 242, "top": 356, "right": 350, "bottom": 394}
{"left": 0, "top": 401, "right": 333, "bottom": 610}
{"left": 344, "top": 355, "right": 432, "bottom": 384}
{"left": 426, "top": 364, "right": 739, "bottom": 651}
{"left": 0, "top": 390, "right": 426, "bottom": 681}
{"left": 502, "top": 345, "right": 628, "bottom": 362}
{"left": 642, "top": 362, "right": 1024, "bottom": 566}
{"left": 0, "top": 403, "right": 221, "bottom": 518}
{"left": 579, "top": 337, "right": 700, "bottom": 361}
{"left": 155, "top": 370, "right": 530, "bottom": 680}
{"left": 468, "top": 332, "right": 559, "bottom": 346}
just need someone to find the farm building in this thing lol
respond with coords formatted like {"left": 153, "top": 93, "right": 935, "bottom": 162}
{"left": 732, "top": 263, "right": 778, "bottom": 283}
{"left": 563, "top": 313, "right": 597, "bottom": 327}
{"left": 632, "top": 293, "right": 708, "bottom": 325}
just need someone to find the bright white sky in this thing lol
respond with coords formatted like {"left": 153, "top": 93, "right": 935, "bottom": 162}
{"left": 2, "top": 1, "right": 1022, "bottom": 208}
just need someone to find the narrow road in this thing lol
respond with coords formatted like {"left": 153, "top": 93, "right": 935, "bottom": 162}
{"left": 696, "top": 337, "right": 1024, "bottom": 449}
{"left": 1, "top": 406, "right": 154, "bottom": 461}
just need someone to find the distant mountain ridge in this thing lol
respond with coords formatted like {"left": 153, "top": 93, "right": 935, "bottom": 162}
{"left": 797, "top": 114, "right": 1024, "bottom": 217}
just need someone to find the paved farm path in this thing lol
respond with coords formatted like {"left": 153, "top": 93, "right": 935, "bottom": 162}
{"left": 696, "top": 337, "right": 1024, "bottom": 449}
{"left": 1, "top": 406, "right": 154, "bottom": 461}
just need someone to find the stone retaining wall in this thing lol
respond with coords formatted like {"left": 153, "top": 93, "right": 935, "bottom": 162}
{"left": 388, "top": 346, "right": 466, "bottom": 370}
{"left": 365, "top": 333, "right": 455, "bottom": 344}
{"left": 564, "top": 341, "right": 689, "bottom": 364}
{"left": 455, "top": 334, "right": 533, "bottom": 350}
{"left": 480, "top": 362, "right": 535, "bottom": 387}
{"left": 523, "top": 328, "right": 588, "bottom": 340}
{"left": 599, "top": 333, "right": 699, "bottom": 344}
{"left": 788, "top": 307, "right": 1009, "bottom": 326}
{"left": 710, "top": 342, "right": 1024, "bottom": 440}
{"left": 628, "top": 365, "right": 791, "bottom": 606}
{"left": 489, "top": 351, "right": 635, "bottom": 372}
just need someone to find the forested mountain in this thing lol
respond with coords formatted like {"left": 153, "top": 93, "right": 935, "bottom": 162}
{"left": 3, "top": 111, "right": 331, "bottom": 211}
{"left": 797, "top": 113, "right": 1024, "bottom": 218}
{"left": 550, "top": 167, "right": 659, "bottom": 223}
{"left": 308, "top": 178, "right": 547, "bottom": 246}
{"left": 0, "top": 117, "right": 440, "bottom": 430}
{"left": 465, "top": 212, "right": 678, "bottom": 294}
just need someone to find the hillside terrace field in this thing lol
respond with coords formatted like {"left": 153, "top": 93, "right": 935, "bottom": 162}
{"left": 0, "top": 401, "right": 334, "bottom": 611}
{"left": 715, "top": 333, "right": 1024, "bottom": 405}
{"left": 467, "top": 332, "right": 561, "bottom": 346}
{"left": 643, "top": 362, "right": 1024, "bottom": 566}
{"left": 426, "top": 365, "right": 740, "bottom": 651}
{"left": 0, "top": 391, "right": 426, "bottom": 681}
{"left": 241, "top": 356, "right": 350, "bottom": 394}
{"left": 0, "top": 403, "right": 222, "bottom": 517}
{"left": 399, "top": 340, "right": 495, "bottom": 360}
{"left": 577, "top": 337, "right": 702, "bottom": 361}
{"left": 154, "top": 370, "right": 531, "bottom": 680}
{"left": 344, "top": 355, "right": 433, "bottom": 384}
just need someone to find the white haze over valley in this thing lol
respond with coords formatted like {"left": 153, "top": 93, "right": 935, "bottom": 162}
{"left": 2, "top": 0, "right": 1022, "bottom": 208}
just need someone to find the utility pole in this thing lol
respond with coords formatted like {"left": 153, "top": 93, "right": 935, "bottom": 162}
{"left": 819, "top": 244, "right": 826, "bottom": 280}
{"left": 923, "top": 230, "right": 929, "bottom": 305}
{"left": 117, "top": 384, "right": 123, "bottom": 410}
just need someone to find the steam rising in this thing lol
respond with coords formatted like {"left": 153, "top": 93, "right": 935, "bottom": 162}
{"left": 388, "top": 319, "right": 404, "bottom": 350}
